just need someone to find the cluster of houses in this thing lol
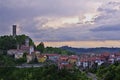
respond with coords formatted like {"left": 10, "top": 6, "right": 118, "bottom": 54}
{"left": 58, "top": 55, "right": 78, "bottom": 69}
{"left": 28, "top": 53, "right": 79, "bottom": 69}
{"left": 7, "top": 37, "right": 120, "bottom": 69}
{"left": 35, "top": 52, "right": 120, "bottom": 69}
{"left": 7, "top": 38, "right": 37, "bottom": 63}
{"left": 77, "top": 52, "right": 120, "bottom": 69}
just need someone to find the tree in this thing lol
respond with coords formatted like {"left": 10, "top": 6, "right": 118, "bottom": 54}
{"left": 36, "top": 42, "right": 45, "bottom": 53}
{"left": 0, "top": 35, "right": 35, "bottom": 51}
{"left": 96, "top": 63, "right": 120, "bottom": 80}
{"left": 0, "top": 54, "right": 16, "bottom": 66}
{"left": 0, "top": 35, "right": 17, "bottom": 50}
{"left": 0, "top": 65, "right": 91, "bottom": 80}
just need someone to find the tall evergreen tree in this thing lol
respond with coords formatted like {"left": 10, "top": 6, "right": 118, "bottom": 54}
{"left": 36, "top": 42, "right": 45, "bottom": 53}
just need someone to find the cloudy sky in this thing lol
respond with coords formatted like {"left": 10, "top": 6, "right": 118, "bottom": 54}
{"left": 0, "top": 0, "right": 120, "bottom": 47}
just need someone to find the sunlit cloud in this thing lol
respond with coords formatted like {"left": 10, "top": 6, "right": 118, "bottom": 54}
{"left": 34, "top": 16, "right": 81, "bottom": 29}
{"left": 83, "top": 13, "right": 99, "bottom": 24}
{"left": 34, "top": 13, "right": 99, "bottom": 29}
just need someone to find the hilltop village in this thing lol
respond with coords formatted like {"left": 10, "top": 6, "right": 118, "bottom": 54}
{"left": 6, "top": 25, "right": 120, "bottom": 70}
{"left": 7, "top": 42, "right": 120, "bottom": 69}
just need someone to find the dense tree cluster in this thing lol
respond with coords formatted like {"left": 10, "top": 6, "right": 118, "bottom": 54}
{"left": 0, "top": 54, "right": 16, "bottom": 66}
{"left": 95, "top": 62, "right": 120, "bottom": 80}
{"left": 36, "top": 42, "right": 75, "bottom": 55}
{"left": 0, "top": 35, "right": 34, "bottom": 51}
{"left": 85, "top": 61, "right": 120, "bottom": 80}
{"left": 0, "top": 65, "right": 90, "bottom": 80}
{"left": 0, "top": 35, "right": 16, "bottom": 51}
{"left": 36, "top": 42, "right": 45, "bottom": 53}
{"left": 44, "top": 47, "right": 75, "bottom": 55}
{"left": 0, "top": 53, "right": 28, "bottom": 66}
{"left": 61, "top": 46, "right": 120, "bottom": 54}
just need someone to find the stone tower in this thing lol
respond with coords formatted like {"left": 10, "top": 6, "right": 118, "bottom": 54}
{"left": 13, "top": 25, "right": 17, "bottom": 37}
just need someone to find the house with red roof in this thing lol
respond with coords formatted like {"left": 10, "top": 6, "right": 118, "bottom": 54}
{"left": 44, "top": 53, "right": 60, "bottom": 62}
{"left": 36, "top": 54, "right": 47, "bottom": 63}
{"left": 68, "top": 55, "right": 79, "bottom": 64}
{"left": 58, "top": 55, "right": 73, "bottom": 69}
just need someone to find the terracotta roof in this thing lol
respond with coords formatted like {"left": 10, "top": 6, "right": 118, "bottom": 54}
{"left": 80, "top": 56, "right": 106, "bottom": 62}
{"left": 101, "top": 52, "right": 110, "bottom": 57}
{"left": 37, "top": 55, "right": 46, "bottom": 58}
{"left": 115, "top": 53, "right": 120, "bottom": 56}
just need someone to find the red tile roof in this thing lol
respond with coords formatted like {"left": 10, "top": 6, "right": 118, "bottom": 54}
{"left": 69, "top": 55, "right": 78, "bottom": 59}
{"left": 59, "top": 56, "right": 69, "bottom": 60}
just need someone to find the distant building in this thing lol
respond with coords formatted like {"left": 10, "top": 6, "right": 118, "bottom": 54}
{"left": 25, "top": 38, "right": 29, "bottom": 47}
{"left": 44, "top": 54, "right": 60, "bottom": 62}
{"left": 7, "top": 49, "right": 24, "bottom": 59}
{"left": 7, "top": 36, "right": 35, "bottom": 60}
{"left": 26, "top": 54, "right": 33, "bottom": 63}
{"left": 29, "top": 46, "right": 34, "bottom": 54}
{"left": 58, "top": 56, "right": 73, "bottom": 69}
{"left": 26, "top": 52, "right": 36, "bottom": 63}
{"left": 68, "top": 55, "right": 79, "bottom": 64}
{"left": 14, "top": 50, "right": 24, "bottom": 59}
{"left": 36, "top": 54, "right": 47, "bottom": 63}
{"left": 12, "top": 25, "right": 17, "bottom": 37}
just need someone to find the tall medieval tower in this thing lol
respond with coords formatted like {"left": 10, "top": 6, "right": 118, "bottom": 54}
{"left": 12, "top": 25, "right": 17, "bottom": 37}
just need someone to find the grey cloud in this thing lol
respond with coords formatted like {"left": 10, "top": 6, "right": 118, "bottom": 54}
{"left": 98, "top": 2, "right": 120, "bottom": 13}
{"left": 30, "top": 25, "right": 93, "bottom": 41}
{"left": 0, "top": 0, "right": 91, "bottom": 36}
{"left": 90, "top": 31, "right": 120, "bottom": 40}
{"left": 0, "top": 0, "right": 87, "bottom": 17}
{"left": 0, "top": 0, "right": 120, "bottom": 42}
{"left": 90, "top": 1, "right": 120, "bottom": 40}
{"left": 94, "top": 1, "right": 120, "bottom": 27}
{"left": 91, "top": 24, "right": 120, "bottom": 32}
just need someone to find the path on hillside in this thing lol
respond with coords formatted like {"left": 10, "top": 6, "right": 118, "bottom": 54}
{"left": 16, "top": 64, "right": 44, "bottom": 68}
{"left": 87, "top": 72, "right": 97, "bottom": 80}
{"left": 78, "top": 68, "right": 98, "bottom": 80}
{"left": 16, "top": 63, "right": 56, "bottom": 68}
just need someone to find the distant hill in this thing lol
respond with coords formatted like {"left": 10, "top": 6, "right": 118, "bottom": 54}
{"left": 60, "top": 46, "right": 120, "bottom": 54}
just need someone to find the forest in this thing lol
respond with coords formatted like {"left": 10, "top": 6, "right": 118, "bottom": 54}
{"left": 61, "top": 46, "right": 120, "bottom": 54}
{"left": 87, "top": 62, "right": 120, "bottom": 80}
{"left": 96, "top": 62, "right": 120, "bottom": 80}
{"left": 0, "top": 65, "right": 90, "bottom": 80}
